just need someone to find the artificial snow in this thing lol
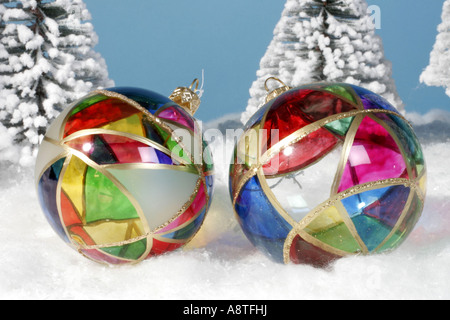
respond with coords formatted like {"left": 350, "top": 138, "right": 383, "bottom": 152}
{"left": 0, "top": 110, "right": 449, "bottom": 300}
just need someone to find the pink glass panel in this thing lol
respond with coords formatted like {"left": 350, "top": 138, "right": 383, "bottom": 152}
{"left": 158, "top": 105, "right": 195, "bottom": 130}
{"left": 338, "top": 117, "right": 407, "bottom": 193}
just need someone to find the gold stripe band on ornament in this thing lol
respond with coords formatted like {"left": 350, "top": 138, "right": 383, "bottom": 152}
{"left": 373, "top": 187, "right": 416, "bottom": 252}
{"left": 78, "top": 233, "right": 151, "bottom": 251}
{"left": 152, "top": 177, "right": 203, "bottom": 234}
{"left": 66, "top": 144, "right": 204, "bottom": 256}
{"left": 232, "top": 108, "right": 410, "bottom": 205}
{"left": 282, "top": 178, "right": 420, "bottom": 264}
{"left": 45, "top": 88, "right": 208, "bottom": 264}
{"left": 61, "top": 128, "right": 193, "bottom": 168}
{"left": 330, "top": 114, "right": 364, "bottom": 196}
{"left": 93, "top": 89, "right": 197, "bottom": 166}
{"left": 260, "top": 109, "right": 410, "bottom": 166}
{"left": 294, "top": 178, "right": 415, "bottom": 230}
{"left": 51, "top": 142, "right": 152, "bottom": 263}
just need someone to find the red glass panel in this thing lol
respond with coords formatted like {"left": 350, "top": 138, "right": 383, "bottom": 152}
{"left": 263, "top": 127, "right": 339, "bottom": 176}
{"left": 64, "top": 99, "right": 141, "bottom": 137}
{"left": 289, "top": 234, "right": 340, "bottom": 268}
{"left": 60, "top": 190, "right": 82, "bottom": 227}
{"left": 148, "top": 239, "right": 184, "bottom": 257}
{"left": 101, "top": 134, "right": 160, "bottom": 164}
{"left": 262, "top": 89, "right": 358, "bottom": 154}
{"left": 262, "top": 93, "right": 312, "bottom": 154}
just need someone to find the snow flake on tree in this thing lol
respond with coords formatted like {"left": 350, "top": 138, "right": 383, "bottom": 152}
{"left": 0, "top": 0, "right": 114, "bottom": 166}
{"left": 242, "top": 0, "right": 403, "bottom": 124}
{"left": 420, "top": 0, "right": 450, "bottom": 98}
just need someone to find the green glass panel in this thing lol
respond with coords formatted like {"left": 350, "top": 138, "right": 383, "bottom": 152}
{"left": 143, "top": 119, "right": 166, "bottom": 146}
{"left": 69, "top": 94, "right": 110, "bottom": 117}
{"left": 84, "top": 167, "right": 139, "bottom": 223}
{"left": 203, "top": 140, "right": 214, "bottom": 172}
{"left": 352, "top": 215, "right": 391, "bottom": 252}
{"left": 323, "top": 84, "right": 358, "bottom": 105}
{"left": 101, "top": 239, "right": 147, "bottom": 260}
{"left": 310, "top": 222, "right": 362, "bottom": 254}
{"left": 153, "top": 123, "right": 192, "bottom": 164}
{"left": 324, "top": 117, "right": 355, "bottom": 136}
{"left": 90, "top": 135, "right": 117, "bottom": 165}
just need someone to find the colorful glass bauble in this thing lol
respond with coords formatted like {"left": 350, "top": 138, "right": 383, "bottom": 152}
{"left": 229, "top": 78, "right": 426, "bottom": 267}
{"left": 35, "top": 80, "right": 214, "bottom": 265}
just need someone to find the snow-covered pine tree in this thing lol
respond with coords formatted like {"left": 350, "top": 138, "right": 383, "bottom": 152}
{"left": 420, "top": 0, "right": 450, "bottom": 97}
{"left": 0, "top": 0, "right": 114, "bottom": 166}
{"left": 242, "top": 0, "right": 403, "bottom": 124}
{"left": 0, "top": 2, "right": 18, "bottom": 163}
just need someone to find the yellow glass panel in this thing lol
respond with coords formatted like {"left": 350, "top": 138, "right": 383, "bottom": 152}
{"left": 304, "top": 205, "right": 343, "bottom": 234}
{"left": 101, "top": 114, "right": 145, "bottom": 137}
{"left": 237, "top": 124, "right": 260, "bottom": 167}
{"left": 84, "top": 219, "right": 145, "bottom": 246}
{"left": 61, "top": 156, "right": 87, "bottom": 218}
{"left": 303, "top": 205, "right": 362, "bottom": 254}
{"left": 418, "top": 172, "right": 427, "bottom": 196}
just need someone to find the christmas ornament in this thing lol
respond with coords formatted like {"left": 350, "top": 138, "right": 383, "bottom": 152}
{"left": 35, "top": 80, "right": 214, "bottom": 265}
{"left": 229, "top": 78, "right": 426, "bottom": 267}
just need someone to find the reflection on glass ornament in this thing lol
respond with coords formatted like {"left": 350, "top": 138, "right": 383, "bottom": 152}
{"left": 229, "top": 78, "right": 426, "bottom": 267}
{"left": 35, "top": 80, "right": 214, "bottom": 265}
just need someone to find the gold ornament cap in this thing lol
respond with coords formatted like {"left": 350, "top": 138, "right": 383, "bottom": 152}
{"left": 169, "top": 79, "right": 202, "bottom": 116}
{"left": 264, "top": 77, "right": 292, "bottom": 104}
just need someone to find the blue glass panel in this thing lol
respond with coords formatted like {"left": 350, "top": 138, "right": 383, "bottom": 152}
{"left": 228, "top": 175, "right": 234, "bottom": 200}
{"left": 107, "top": 87, "right": 173, "bottom": 114}
{"left": 363, "top": 185, "right": 411, "bottom": 227}
{"left": 234, "top": 175, "right": 293, "bottom": 263}
{"left": 163, "top": 208, "right": 206, "bottom": 240}
{"left": 155, "top": 149, "right": 173, "bottom": 165}
{"left": 341, "top": 187, "right": 391, "bottom": 218}
{"left": 142, "top": 118, "right": 166, "bottom": 146}
{"left": 243, "top": 102, "right": 271, "bottom": 131}
{"left": 205, "top": 175, "right": 214, "bottom": 210}
{"left": 387, "top": 114, "right": 425, "bottom": 178}
{"left": 350, "top": 85, "right": 400, "bottom": 114}
{"left": 351, "top": 215, "right": 391, "bottom": 252}
{"left": 341, "top": 185, "right": 410, "bottom": 252}
{"left": 38, "top": 158, "right": 69, "bottom": 243}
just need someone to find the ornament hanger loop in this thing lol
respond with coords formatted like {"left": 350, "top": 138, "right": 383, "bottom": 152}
{"left": 189, "top": 78, "right": 200, "bottom": 92}
{"left": 265, "top": 77, "right": 289, "bottom": 92}
{"left": 264, "top": 77, "right": 292, "bottom": 104}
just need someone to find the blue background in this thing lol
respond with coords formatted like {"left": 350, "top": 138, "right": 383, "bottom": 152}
{"left": 84, "top": 0, "right": 449, "bottom": 122}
